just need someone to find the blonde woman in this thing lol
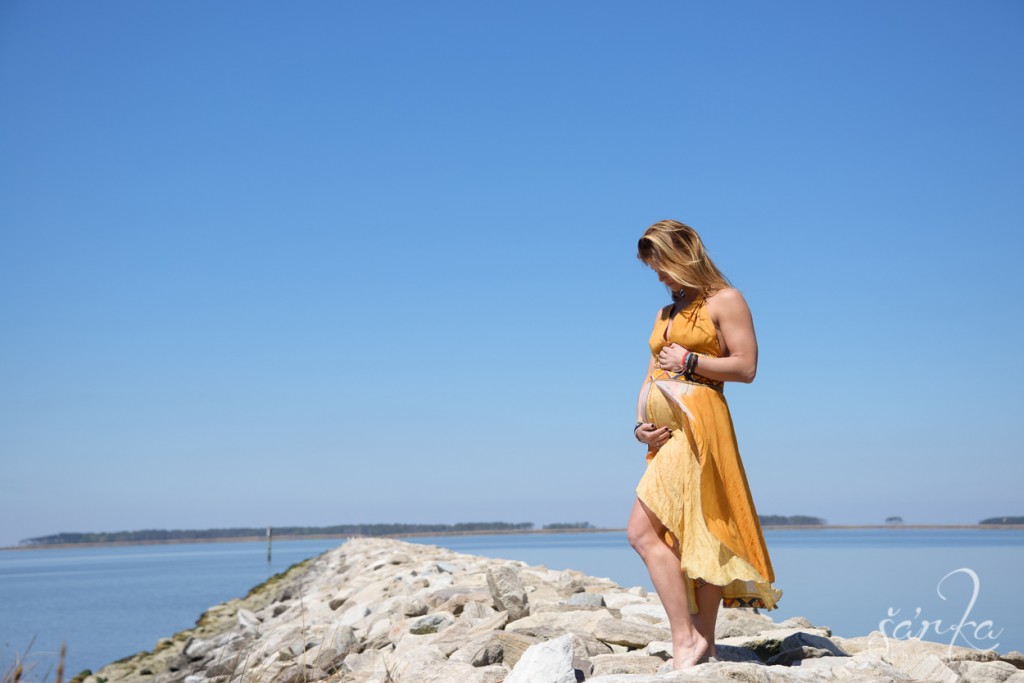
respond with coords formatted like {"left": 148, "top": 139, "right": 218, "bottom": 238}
{"left": 629, "top": 219, "right": 782, "bottom": 668}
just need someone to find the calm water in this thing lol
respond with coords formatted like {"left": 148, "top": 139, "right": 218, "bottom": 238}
{"left": 1, "top": 529, "right": 1021, "bottom": 677}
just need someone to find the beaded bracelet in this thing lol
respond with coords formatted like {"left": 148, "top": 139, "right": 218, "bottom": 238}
{"left": 683, "top": 351, "right": 698, "bottom": 381}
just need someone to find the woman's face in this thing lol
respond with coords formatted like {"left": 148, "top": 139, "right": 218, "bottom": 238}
{"left": 647, "top": 262, "right": 684, "bottom": 291}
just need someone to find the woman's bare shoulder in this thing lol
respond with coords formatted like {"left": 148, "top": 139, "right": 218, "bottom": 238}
{"left": 705, "top": 287, "right": 751, "bottom": 315}
{"left": 706, "top": 287, "right": 746, "bottom": 303}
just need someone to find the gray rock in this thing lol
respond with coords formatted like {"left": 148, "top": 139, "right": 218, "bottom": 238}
{"left": 436, "top": 561, "right": 459, "bottom": 573}
{"left": 589, "top": 653, "right": 664, "bottom": 676}
{"left": 271, "top": 665, "right": 320, "bottom": 683}
{"left": 314, "top": 625, "right": 357, "bottom": 673}
{"left": 403, "top": 598, "right": 429, "bottom": 617}
{"left": 235, "top": 608, "right": 260, "bottom": 631}
{"left": 568, "top": 632, "right": 614, "bottom": 658}
{"left": 327, "top": 597, "right": 346, "bottom": 611}
{"left": 164, "top": 654, "right": 190, "bottom": 673}
{"left": 461, "top": 600, "right": 498, "bottom": 621}
{"left": 471, "top": 640, "right": 505, "bottom": 667}
{"left": 715, "top": 607, "right": 776, "bottom": 638}
{"left": 645, "top": 640, "right": 672, "bottom": 661}
{"left": 776, "top": 615, "right": 819, "bottom": 630}
{"left": 421, "top": 611, "right": 510, "bottom": 658}
{"left": 183, "top": 638, "right": 216, "bottom": 662}
{"left": 717, "top": 627, "right": 833, "bottom": 661}
{"left": 505, "top": 634, "right": 577, "bottom": 683}
{"left": 572, "top": 656, "right": 594, "bottom": 678}
{"left": 203, "top": 660, "right": 237, "bottom": 678}
{"left": 440, "top": 590, "right": 494, "bottom": 615}
{"left": 1002, "top": 651, "right": 1024, "bottom": 669}
{"left": 487, "top": 565, "right": 530, "bottom": 622}
{"left": 947, "top": 660, "right": 1022, "bottom": 683}
{"left": 556, "top": 572, "right": 586, "bottom": 596}
{"left": 488, "top": 631, "right": 540, "bottom": 668}
{"left": 780, "top": 630, "right": 846, "bottom": 655}
{"left": 450, "top": 631, "right": 540, "bottom": 668}
{"left": 714, "top": 644, "right": 763, "bottom": 663}
{"left": 410, "top": 613, "right": 455, "bottom": 635}
{"left": 566, "top": 592, "right": 606, "bottom": 608}
{"left": 602, "top": 593, "right": 648, "bottom": 610}
{"left": 362, "top": 614, "right": 394, "bottom": 650}
{"left": 766, "top": 645, "right": 835, "bottom": 665}
{"left": 593, "top": 617, "right": 672, "bottom": 649}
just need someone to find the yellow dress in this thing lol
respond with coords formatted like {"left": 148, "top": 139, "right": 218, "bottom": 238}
{"left": 636, "top": 295, "right": 782, "bottom": 614}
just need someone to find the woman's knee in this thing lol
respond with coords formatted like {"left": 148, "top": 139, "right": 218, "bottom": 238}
{"left": 626, "top": 518, "right": 646, "bottom": 552}
{"left": 627, "top": 507, "right": 658, "bottom": 554}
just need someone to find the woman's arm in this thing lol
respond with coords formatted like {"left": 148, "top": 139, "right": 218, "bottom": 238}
{"left": 659, "top": 288, "right": 758, "bottom": 384}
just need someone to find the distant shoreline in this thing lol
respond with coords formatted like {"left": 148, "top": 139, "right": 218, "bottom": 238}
{"left": 3, "top": 523, "right": 1023, "bottom": 552}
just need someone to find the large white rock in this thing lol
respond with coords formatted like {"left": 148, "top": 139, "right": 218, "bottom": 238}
{"left": 505, "top": 633, "right": 577, "bottom": 683}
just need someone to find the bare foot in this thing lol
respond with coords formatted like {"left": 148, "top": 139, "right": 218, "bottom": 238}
{"left": 671, "top": 633, "right": 712, "bottom": 668}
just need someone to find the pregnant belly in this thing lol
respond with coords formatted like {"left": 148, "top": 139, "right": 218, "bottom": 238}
{"left": 643, "top": 379, "right": 697, "bottom": 428}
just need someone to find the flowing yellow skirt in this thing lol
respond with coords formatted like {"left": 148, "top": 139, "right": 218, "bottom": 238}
{"left": 636, "top": 377, "right": 782, "bottom": 614}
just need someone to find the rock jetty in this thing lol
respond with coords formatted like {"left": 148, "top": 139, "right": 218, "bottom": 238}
{"left": 83, "top": 538, "right": 1024, "bottom": 683}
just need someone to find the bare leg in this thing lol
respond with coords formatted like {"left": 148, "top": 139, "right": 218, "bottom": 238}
{"left": 691, "top": 581, "right": 723, "bottom": 658}
{"left": 627, "top": 498, "right": 712, "bottom": 667}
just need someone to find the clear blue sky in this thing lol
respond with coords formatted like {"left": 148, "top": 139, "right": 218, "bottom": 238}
{"left": 1, "top": 1, "right": 1022, "bottom": 547}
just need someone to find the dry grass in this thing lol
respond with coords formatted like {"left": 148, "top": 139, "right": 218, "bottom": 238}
{"left": 2, "top": 642, "right": 66, "bottom": 683}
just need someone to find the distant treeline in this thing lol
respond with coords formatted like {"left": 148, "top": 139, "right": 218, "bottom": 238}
{"left": 759, "top": 515, "right": 826, "bottom": 526}
{"left": 21, "top": 515, "right": 840, "bottom": 546}
{"left": 979, "top": 516, "right": 1024, "bottom": 525}
{"left": 20, "top": 522, "right": 536, "bottom": 546}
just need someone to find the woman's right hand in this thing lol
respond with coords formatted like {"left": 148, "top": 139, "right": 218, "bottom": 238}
{"left": 635, "top": 422, "right": 672, "bottom": 450}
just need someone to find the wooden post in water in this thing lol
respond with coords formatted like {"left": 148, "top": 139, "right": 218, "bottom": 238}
{"left": 266, "top": 526, "right": 272, "bottom": 562}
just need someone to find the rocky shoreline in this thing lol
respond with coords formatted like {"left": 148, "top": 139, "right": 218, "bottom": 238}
{"left": 83, "top": 538, "right": 1023, "bottom": 683}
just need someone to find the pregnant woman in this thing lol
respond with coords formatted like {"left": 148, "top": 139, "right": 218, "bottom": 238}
{"left": 628, "top": 219, "right": 782, "bottom": 668}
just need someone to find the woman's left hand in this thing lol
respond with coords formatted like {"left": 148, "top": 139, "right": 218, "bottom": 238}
{"left": 658, "top": 343, "right": 688, "bottom": 372}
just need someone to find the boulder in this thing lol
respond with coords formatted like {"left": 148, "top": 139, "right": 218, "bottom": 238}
{"left": 504, "top": 634, "right": 577, "bottom": 683}
{"left": 450, "top": 631, "right": 540, "bottom": 668}
{"left": 589, "top": 653, "right": 664, "bottom": 676}
{"left": 409, "top": 612, "right": 455, "bottom": 635}
{"left": 592, "top": 616, "right": 672, "bottom": 649}
{"left": 486, "top": 565, "right": 529, "bottom": 621}
{"left": 619, "top": 603, "right": 668, "bottom": 626}
{"left": 565, "top": 592, "right": 606, "bottom": 608}
{"left": 947, "top": 660, "right": 1022, "bottom": 683}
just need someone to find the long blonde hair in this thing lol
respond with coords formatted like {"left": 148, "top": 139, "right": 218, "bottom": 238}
{"left": 637, "top": 219, "right": 731, "bottom": 294}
